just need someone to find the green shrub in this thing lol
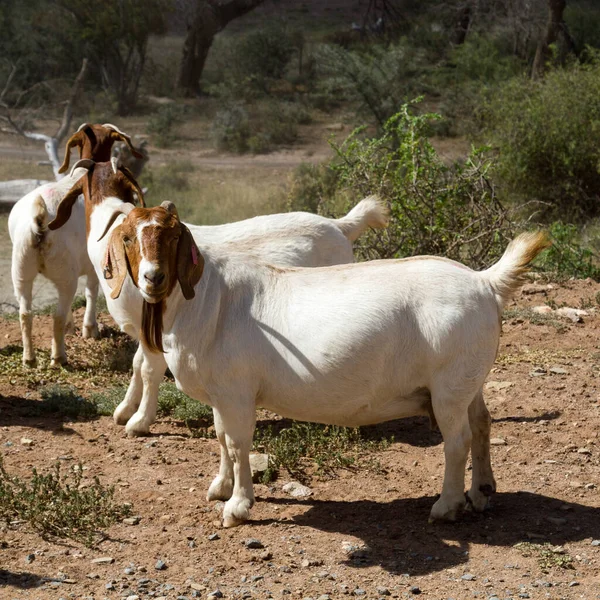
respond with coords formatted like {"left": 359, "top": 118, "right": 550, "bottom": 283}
{"left": 212, "top": 100, "right": 303, "bottom": 154}
{"left": 479, "top": 57, "right": 600, "bottom": 220}
{"left": 254, "top": 421, "right": 390, "bottom": 482}
{"left": 534, "top": 222, "right": 600, "bottom": 280}
{"left": 157, "top": 382, "right": 213, "bottom": 433}
{"left": 89, "top": 386, "right": 127, "bottom": 416}
{"left": 146, "top": 103, "right": 186, "bottom": 147}
{"left": 327, "top": 101, "right": 518, "bottom": 268}
{"left": 0, "top": 457, "right": 131, "bottom": 547}
{"left": 38, "top": 385, "right": 98, "bottom": 419}
{"left": 287, "top": 162, "right": 339, "bottom": 213}
{"left": 565, "top": 1, "right": 600, "bottom": 54}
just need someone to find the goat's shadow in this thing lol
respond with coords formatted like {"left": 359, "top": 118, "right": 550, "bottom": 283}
{"left": 258, "top": 491, "right": 600, "bottom": 576}
{"left": 0, "top": 568, "right": 46, "bottom": 589}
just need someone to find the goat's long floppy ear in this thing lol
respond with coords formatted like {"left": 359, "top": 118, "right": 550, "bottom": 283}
{"left": 104, "top": 123, "right": 144, "bottom": 159}
{"left": 176, "top": 223, "right": 204, "bottom": 300}
{"left": 104, "top": 224, "right": 133, "bottom": 300}
{"left": 58, "top": 130, "right": 85, "bottom": 174}
{"left": 122, "top": 166, "right": 146, "bottom": 207}
{"left": 47, "top": 178, "right": 84, "bottom": 230}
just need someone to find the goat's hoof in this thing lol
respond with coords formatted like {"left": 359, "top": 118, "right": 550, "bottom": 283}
{"left": 466, "top": 482, "right": 496, "bottom": 512}
{"left": 125, "top": 416, "right": 151, "bottom": 437}
{"left": 429, "top": 496, "right": 465, "bottom": 523}
{"left": 113, "top": 400, "right": 139, "bottom": 425}
{"left": 222, "top": 496, "right": 253, "bottom": 527}
{"left": 50, "top": 356, "right": 67, "bottom": 369}
{"left": 207, "top": 476, "right": 234, "bottom": 502}
{"left": 23, "top": 357, "right": 37, "bottom": 368}
{"left": 82, "top": 324, "right": 100, "bottom": 339}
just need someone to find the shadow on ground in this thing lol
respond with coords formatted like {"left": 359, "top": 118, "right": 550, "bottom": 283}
{"left": 261, "top": 491, "right": 599, "bottom": 576}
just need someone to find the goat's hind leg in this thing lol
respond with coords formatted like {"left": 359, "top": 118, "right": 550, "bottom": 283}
{"left": 429, "top": 386, "right": 473, "bottom": 522}
{"left": 50, "top": 281, "right": 77, "bottom": 367}
{"left": 467, "top": 388, "right": 496, "bottom": 512}
{"left": 14, "top": 276, "right": 36, "bottom": 368}
{"left": 207, "top": 407, "right": 234, "bottom": 502}
{"left": 82, "top": 271, "right": 100, "bottom": 339}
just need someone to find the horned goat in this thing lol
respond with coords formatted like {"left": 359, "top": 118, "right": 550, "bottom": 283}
{"left": 8, "top": 123, "right": 142, "bottom": 367}
{"left": 48, "top": 159, "right": 388, "bottom": 434}
{"left": 54, "top": 191, "right": 550, "bottom": 527}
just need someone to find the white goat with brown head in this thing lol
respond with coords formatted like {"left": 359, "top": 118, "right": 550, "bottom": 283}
{"left": 92, "top": 200, "right": 550, "bottom": 527}
{"left": 8, "top": 123, "right": 142, "bottom": 367}
{"left": 49, "top": 158, "right": 388, "bottom": 434}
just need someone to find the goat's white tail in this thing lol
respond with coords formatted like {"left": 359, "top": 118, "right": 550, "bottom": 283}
{"left": 31, "top": 195, "right": 48, "bottom": 234}
{"left": 333, "top": 195, "right": 389, "bottom": 242}
{"left": 483, "top": 232, "right": 551, "bottom": 309}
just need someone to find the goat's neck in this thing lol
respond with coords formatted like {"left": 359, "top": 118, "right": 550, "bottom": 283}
{"left": 88, "top": 196, "right": 133, "bottom": 242}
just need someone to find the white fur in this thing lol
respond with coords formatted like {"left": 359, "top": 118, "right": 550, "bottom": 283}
{"left": 79, "top": 188, "right": 387, "bottom": 430}
{"left": 8, "top": 168, "right": 100, "bottom": 367}
{"left": 114, "top": 223, "right": 541, "bottom": 526}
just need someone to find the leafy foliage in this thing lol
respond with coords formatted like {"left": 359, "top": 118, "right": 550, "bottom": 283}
{"left": 0, "top": 457, "right": 131, "bottom": 547}
{"left": 327, "top": 102, "right": 518, "bottom": 268}
{"left": 254, "top": 421, "right": 390, "bottom": 483}
{"left": 146, "top": 104, "right": 187, "bottom": 147}
{"left": 479, "top": 55, "right": 600, "bottom": 220}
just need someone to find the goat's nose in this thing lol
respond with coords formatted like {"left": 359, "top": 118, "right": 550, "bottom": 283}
{"left": 144, "top": 270, "right": 165, "bottom": 286}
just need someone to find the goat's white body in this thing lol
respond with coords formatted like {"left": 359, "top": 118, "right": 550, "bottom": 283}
{"left": 8, "top": 169, "right": 100, "bottom": 366}
{"left": 162, "top": 256, "right": 499, "bottom": 427}
{"left": 126, "top": 239, "right": 534, "bottom": 526}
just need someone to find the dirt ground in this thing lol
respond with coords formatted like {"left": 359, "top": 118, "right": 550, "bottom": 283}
{"left": 0, "top": 278, "right": 599, "bottom": 600}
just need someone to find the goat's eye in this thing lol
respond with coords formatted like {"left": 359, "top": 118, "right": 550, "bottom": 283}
{"left": 123, "top": 236, "right": 131, "bottom": 245}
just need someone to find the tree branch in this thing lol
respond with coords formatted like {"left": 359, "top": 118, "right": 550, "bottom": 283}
{"left": 54, "top": 58, "right": 88, "bottom": 141}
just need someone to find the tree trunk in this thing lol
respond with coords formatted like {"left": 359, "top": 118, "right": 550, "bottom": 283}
{"left": 531, "top": 0, "right": 567, "bottom": 80}
{"left": 177, "top": 0, "right": 266, "bottom": 97}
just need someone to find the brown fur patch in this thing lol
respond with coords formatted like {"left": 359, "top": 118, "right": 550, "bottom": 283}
{"left": 141, "top": 300, "right": 165, "bottom": 353}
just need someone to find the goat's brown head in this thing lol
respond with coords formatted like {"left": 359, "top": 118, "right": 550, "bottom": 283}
{"left": 48, "top": 158, "right": 146, "bottom": 232}
{"left": 98, "top": 202, "right": 204, "bottom": 353}
{"left": 58, "top": 123, "right": 144, "bottom": 174}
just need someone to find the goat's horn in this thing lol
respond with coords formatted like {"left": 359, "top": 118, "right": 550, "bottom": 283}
{"left": 102, "top": 123, "right": 128, "bottom": 136}
{"left": 69, "top": 158, "right": 94, "bottom": 177}
{"left": 97, "top": 209, "right": 127, "bottom": 242}
{"left": 111, "top": 156, "right": 121, "bottom": 174}
{"left": 76, "top": 122, "right": 91, "bottom": 132}
{"left": 160, "top": 201, "right": 178, "bottom": 217}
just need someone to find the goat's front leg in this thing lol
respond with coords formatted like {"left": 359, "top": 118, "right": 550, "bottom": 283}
{"left": 467, "top": 389, "right": 496, "bottom": 511}
{"left": 82, "top": 271, "right": 100, "bottom": 339}
{"left": 209, "top": 399, "right": 256, "bottom": 528}
{"left": 114, "top": 344, "right": 145, "bottom": 425}
{"left": 51, "top": 281, "right": 77, "bottom": 368}
{"left": 429, "top": 389, "right": 473, "bottom": 522}
{"left": 13, "top": 275, "right": 36, "bottom": 368}
{"left": 124, "top": 346, "right": 166, "bottom": 437}
{"left": 207, "top": 407, "right": 234, "bottom": 502}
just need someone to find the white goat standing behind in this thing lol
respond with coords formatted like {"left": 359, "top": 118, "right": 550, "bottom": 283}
{"left": 80, "top": 200, "right": 550, "bottom": 527}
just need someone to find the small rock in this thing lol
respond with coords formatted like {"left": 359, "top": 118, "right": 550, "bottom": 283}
{"left": 556, "top": 307, "right": 587, "bottom": 323}
{"left": 123, "top": 516, "right": 141, "bottom": 526}
{"left": 260, "top": 550, "right": 273, "bottom": 561}
{"left": 568, "top": 581, "right": 580, "bottom": 587}
{"left": 279, "top": 565, "right": 292, "bottom": 573}
{"left": 485, "top": 381, "right": 514, "bottom": 392}
{"left": 591, "top": 539, "right": 600, "bottom": 546}
{"left": 25, "top": 553, "right": 35, "bottom": 564}
{"left": 530, "top": 367, "right": 547, "bottom": 377}
{"left": 155, "top": 560, "right": 167, "bottom": 571}
{"left": 301, "top": 558, "right": 323, "bottom": 568}
{"left": 124, "top": 567, "right": 136, "bottom": 575}
{"left": 577, "top": 447, "right": 592, "bottom": 455}
{"left": 244, "top": 538, "right": 264, "bottom": 549}
{"left": 532, "top": 305, "right": 553, "bottom": 314}
{"left": 409, "top": 586, "right": 421, "bottom": 595}
{"left": 20, "top": 438, "right": 34, "bottom": 446}
{"left": 317, "top": 595, "right": 331, "bottom": 600}
{"left": 490, "top": 438, "right": 507, "bottom": 446}
{"left": 125, "top": 596, "right": 140, "bottom": 600}
{"left": 282, "top": 481, "right": 312, "bottom": 498}
{"left": 353, "top": 589, "right": 366, "bottom": 596}
{"left": 208, "top": 533, "right": 220, "bottom": 541}
{"left": 549, "top": 366, "right": 568, "bottom": 375}
{"left": 86, "top": 573, "right": 100, "bottom": 579}
{"left": 249, "top": 453, "right": 271, "bottom": 483}
{"left": 521, "top": 284, "right": 549, "bottom": 295}
{"left": 461, "top": 573, "right": 476, "bottom": 581}
{"left": 376, "top": 587, "right": 391, "bottom": 596}
{"left": 91, "top": 557, "right": 114, "bottom": 565}
{"left": 207, "top": 590, "right": 223, "bottom": 599}
{"left": 105, "top": 582, "right": 116, "bottom": 590}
